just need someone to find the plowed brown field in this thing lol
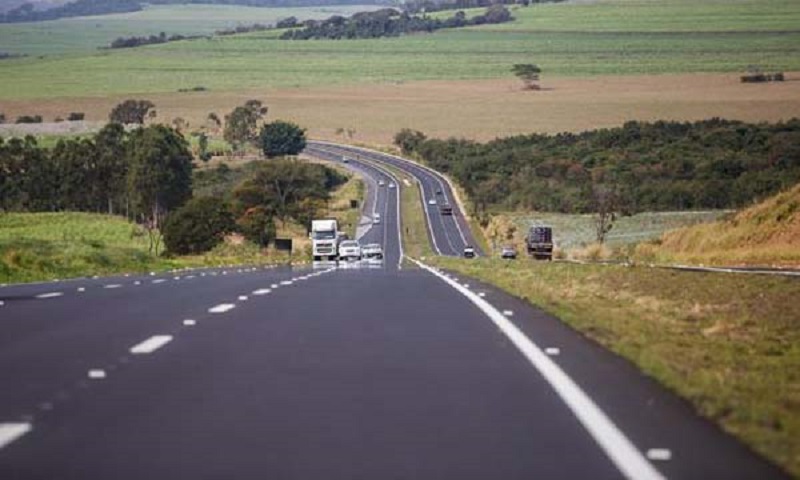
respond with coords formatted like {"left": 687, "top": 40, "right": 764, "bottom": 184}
{"left": 2, "top": 72, "right": 799, "bottom": 144}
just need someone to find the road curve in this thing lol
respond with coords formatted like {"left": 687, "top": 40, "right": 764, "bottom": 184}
{"left": 307, "top": 141, "right": 482, "bottom": 257}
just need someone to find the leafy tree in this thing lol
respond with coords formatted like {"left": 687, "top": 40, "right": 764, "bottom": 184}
{"left": 163, "top": 197, "right": 235, "bottom": 255}
{"left": 224, "top": 100, "right": 268, "bottom": 150}
{"left": 512, "top": 64, "right": 542, "bottom": 90}
{"left": 67, "top": 112, "right": 85, "bottom": 121}
{"left": 109, "top": 99, "right": 155, "bottom": 125}
{"left": 95, "top": 123, "right": 129, "bottom": 214}
{"left": 126, "top": 125, "right": 193, "bottom": 254}
{"left": 197, "top": 132, "right": 212, "bottom": 163}
{"left": 236, "top": 205, "right": 275, "bottom": 247}
{"left": 259, "top": 120, "right": 306, "bottom": 158}
{"left": 394, "top": 128, "right": 427, "bottom": 154}
{"left": 0, "top": 113, "right": 6, "bottom": 124}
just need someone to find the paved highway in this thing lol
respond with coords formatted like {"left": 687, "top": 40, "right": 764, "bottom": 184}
{"left": 0, "top": 144, "right": 788, "bottom": 479}
{"left": 308, "top": 141, "right": 482, "bottom": 257}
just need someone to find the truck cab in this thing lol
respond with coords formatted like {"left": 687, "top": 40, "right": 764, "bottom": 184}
{"left": 439, "top": 204, "right": 453, "bottom": 216}
{"left": 311, "top": 219, "right": 340, "bottom": 261}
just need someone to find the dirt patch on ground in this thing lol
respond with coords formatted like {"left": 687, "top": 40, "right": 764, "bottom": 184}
{"left": 2, "top": 72, "right": 799, "bottom": 144}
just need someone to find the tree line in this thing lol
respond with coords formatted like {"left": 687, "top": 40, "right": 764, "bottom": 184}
{"left": 395, "top": 118, "right": 800, "bottom": 215}
{"left": 107, "top": 32, "right": 204, "bottom": 49}
{"left": 280, "top": 6, "right": 513, "bottom": 40}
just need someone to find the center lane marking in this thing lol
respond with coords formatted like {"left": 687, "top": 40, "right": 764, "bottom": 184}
{"left": 129, "top": 335, "right": 173, "bottom": 354}
{"left": 36, "top": 292, "right": 63, "bottom": 299}
{"left": 208, "top": 303, "right": 236, "bottom": 313}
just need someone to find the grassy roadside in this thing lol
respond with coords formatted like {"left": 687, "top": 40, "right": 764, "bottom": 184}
{"left": 327, "top": 173, "right": 364, "bottom": 240}
{"left": 429, "top": 256, "right": 800, "bottom": 476}
{"left": 0, "top": 173, "right": 363, "bottom": 284}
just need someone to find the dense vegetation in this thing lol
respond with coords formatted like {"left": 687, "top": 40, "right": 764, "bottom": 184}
{"left": 108, "top": 32, "right": 203, "bottom": 49}
{"left": 397, "top": 118, "right": 800, "bottom": 214}
{"left": 280, "top": 6, "right": 512, "bottom": 39}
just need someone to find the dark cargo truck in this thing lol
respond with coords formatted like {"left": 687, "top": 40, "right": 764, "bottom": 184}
{"left": 526, "top": 226, "right": 553, "bottom": 260}
{"left": 439, "top": 204, "right": 453, "bottom": 215}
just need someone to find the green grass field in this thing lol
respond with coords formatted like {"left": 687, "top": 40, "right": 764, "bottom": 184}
{"left": 0, "top": 4, "right": 381, "bottom": 56}
{"left": 1, "top": 0, "right": 798, "bottom": 99}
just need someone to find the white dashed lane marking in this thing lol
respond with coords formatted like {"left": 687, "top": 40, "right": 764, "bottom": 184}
{"left": 183, "top": 319, "right": 197, "bottom": 326}
{"left": 646, "top": 449, "right": 672, "bottom": 461}
{"left": 238, "top": 295, "right": 248, "bottom": 301}
{"left": 280, "top": 281, "right": 293, "bottom": 286}
{"left": 209, "top": 304, "right": 236, "bottom": 314}
{"left": 36, "top": 292, "right": 63, "bottom": 299}
{"left": 271, "top": 284, "right": 279, "bottom": 288}
{"left": 0, "top": 423, "right": 32, "bottom": 450}
{"left": 502, "top": 310, "right": 514, "bottom": 316}
{"left": 545, "top": 347, "right": 561, "bottom": 356}
{"left": 104, "top": 284, "right": 123, "bottom": 289}
{"left": 129, "top": 335, "right": 173, "bottom": 354}
{"left": 88, "top": 369, "right": 107, "bottom": 379}
{"left": 152, "top": 279, "right": 166, "bottom": 284}
{"left": 252, "top": 289, "right": 271, "bottom": 295}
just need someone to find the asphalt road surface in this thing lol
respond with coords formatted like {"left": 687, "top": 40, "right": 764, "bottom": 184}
{"left": 0, "top": 144, "right": 788, "bottom": 479}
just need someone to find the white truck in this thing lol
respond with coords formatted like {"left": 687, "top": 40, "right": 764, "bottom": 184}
{"left": 311, "top": 219, "right": 340, "bottom": 261}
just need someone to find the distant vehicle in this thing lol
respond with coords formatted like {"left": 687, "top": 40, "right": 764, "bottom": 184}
{"left": 436, "top": 188, "right": 443, "bottom": 195}
{"left": 463, "top": 245, "right": 476, "bottom": 258}
{"left": 439, "top": 204, "right": 453, "bottom": 215}
{"left": 373, "top": 213, "right": 381, "bottom": 224}
{"left": 311, "top": 219, "right": 340, "bottom": 261}
{"left": 339, "top": 240, "right": 362, "bottom": 261}
{"left": 342, "top": 157, "right": 351, "bottom": 163}
{"left": 526, "top": 225, "right": 553, "bottom": 260}
{"left": 501, "top": 245, "right": 517, "bottom": 259}
{"left": 427, "top": 198, "right": 437, "bottom": 206}
{"left": 361, "top": 243, "right": 384, "bottom": 262}
{"left": 378, "top": 180, "right": 385, "bottom": 187}
{"left": 388, "top": 183, "right": 396, "bottom": 189}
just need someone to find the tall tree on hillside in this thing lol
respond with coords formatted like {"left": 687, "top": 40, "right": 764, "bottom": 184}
{"left": 109, "top": 99, "right": 156, "bottom": 125}
{"left": 512, "top": 64, "right": 542, "bottom": 90}
{"left": 126, "top": 125, "right": 193, "bottom": 254}
{"left": 224, "top": 100, "right": 268, "bottom": 151}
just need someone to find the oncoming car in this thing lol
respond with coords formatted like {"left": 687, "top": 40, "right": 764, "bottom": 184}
{"left": 338, "top": 240, "right": 361, "bottom": 261}
{"left": 501, "top": 245, "right": 517, "bottom": 259}
{"left": 427, "top": 198, "right": 437, "bottom": 206}
{"left": 463, "top": 245, "right": 476, "bottom": 258}
{"left": 378, "top": 180, "right": 385, "bottom": 187}
{"left": 373, "top": 213, "right": 382, "bottom": 224}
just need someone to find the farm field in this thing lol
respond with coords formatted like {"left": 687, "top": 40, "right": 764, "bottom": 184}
{"left": 1, "top": 0, "right": 799, "bottom": 101}
{"left": 3, "top": 73, "right": 799, "bottom": 145}
{"left": 0, "top": 4, "right": 381, "bottom": 56}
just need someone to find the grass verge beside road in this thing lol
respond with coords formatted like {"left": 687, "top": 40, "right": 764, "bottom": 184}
{"left": 429, "top": 256, "right": 800, "bottom": 476}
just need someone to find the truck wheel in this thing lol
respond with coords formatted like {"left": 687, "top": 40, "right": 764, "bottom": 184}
{"left": 313, "top": 255, "right": 321, "bottom": 262}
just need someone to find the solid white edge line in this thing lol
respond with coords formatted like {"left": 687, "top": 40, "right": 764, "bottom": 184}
{"left": 0, "top": 422, "right": 32, "bottom": 450}
{"left": 411, "top": 258, "right": 665, "bottom": 480}
{"left": 129, "top": 335, "right": 173, "bottom": 354}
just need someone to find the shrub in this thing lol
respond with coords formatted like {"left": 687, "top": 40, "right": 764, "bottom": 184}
{"left": 67, "top": 112, "right": 85, "bottom": 121}
{"left": 163, "top": 197, "right": 235, "bottom": 255}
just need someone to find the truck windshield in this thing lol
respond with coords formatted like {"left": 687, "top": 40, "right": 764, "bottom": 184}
{"left": 312, "top": 231, "right": 336, "bottom": 240}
